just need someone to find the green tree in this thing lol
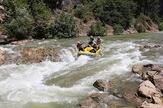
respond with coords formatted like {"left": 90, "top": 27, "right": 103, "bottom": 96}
{"left": 4, "top": 7, "right": 34, "bottom": 39}
{"left": 51, "top": 13, "right": 78, "bottom": 38}
{"left": 134, "top": 0, "right": 160, "bottom": 23}
{"left": 93, "top": 0, "right": 136, "bottom": 29}
{"left": 113, "top": 24, "right": 123, "bottom": 35}
{"left": 89, "top": 21, "right": 106, "bottom": 36}
{"left": 74, "top": 4, "right": 92, "bottom": 22}
{"left": 43, "top": 0, "right": 63, "bottom": 9}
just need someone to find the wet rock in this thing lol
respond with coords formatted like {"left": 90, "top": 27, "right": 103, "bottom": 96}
{"left": 93, "top": 80, "right": 112, "bottom": 91}
{"left": 138, "top": 80, "right": 160, "bottom": 98}
{"left": 21, "top": 47, "right": 59, "bottom": 64}
{"left": 11, "top": 40, "right": 32, "bottom": 45}
{"left": 141, "top": 101, "right": 163, "bottom": 108}
{"left": 132, "top": 64, "right": 144, "bottom": 75}
{"left": 0, "top": 49, "right": 5, "bottom": 65}
{"left": 79, "top": 93, "right": 110, "bottom": 108}
{"left": 122, "top": 89, "right": 143, "bottom": 106}
{"left": 139, "top": 44, "right": 161, "bottom": 51}
{"left": 132, "top": 64, "right": 162, "bottom": 80}
{"left": 152, "top": 65, "right": 163, "bottom": 73}
{"left": 153, "top": 72, "right": 163, "bottom": 93}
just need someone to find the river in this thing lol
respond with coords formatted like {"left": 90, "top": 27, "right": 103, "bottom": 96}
{"left": 0, "top": 33, "right": 162, "bottom": 108}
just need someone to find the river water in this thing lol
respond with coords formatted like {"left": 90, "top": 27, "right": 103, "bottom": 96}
{"left": 0, "top": 33, "right": 162, "bottom": 108}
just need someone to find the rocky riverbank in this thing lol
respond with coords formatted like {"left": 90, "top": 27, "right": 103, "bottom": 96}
{"left": 79, "top": 64, "right": 163, "bottom": 108}
{"left": 0, "top": 45, "right": 60, "bottom": 65}
{"left": 79, "top": 44, "right": 163, "bottom": 108}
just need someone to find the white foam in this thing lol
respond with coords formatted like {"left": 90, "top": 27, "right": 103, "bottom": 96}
{"left": 0, "top": 39, "right": 159, "bottom": 107}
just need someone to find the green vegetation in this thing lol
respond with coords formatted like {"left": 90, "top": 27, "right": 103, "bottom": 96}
{"left": 51, "top": 13, "right": 78, "bottom": 38}
{"left": 1, "top": 0, "right": 163, "bottom": 40}
{"left": 159, "top": 22, "right": 163, "bottom": 31}
{"left": 89, "top": 21, "right": 106, "bottom": 36}
{"left": 113, "top": 24, "right": 124, "bottom": 35}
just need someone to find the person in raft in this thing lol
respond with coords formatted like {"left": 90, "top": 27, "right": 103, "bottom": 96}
{"left": 76, "top": 36, "right": 102, "bottom": 52}
{"left": 95, "top": 36, "right": 102, "bottom": 50}
{"left": 76, "top": 41, "right": 84, "bottom": 51}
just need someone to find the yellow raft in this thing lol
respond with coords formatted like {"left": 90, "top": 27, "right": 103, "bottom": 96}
{"left": 78, "top": 47, "right": 103, "bottom": 57}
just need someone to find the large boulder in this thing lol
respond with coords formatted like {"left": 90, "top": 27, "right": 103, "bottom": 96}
{"left": 21, "top": 47, "right": 59, "bottom": 64}
{"left": 93, "top": 80, "right": 112, "bottom": 91}
{"left": 132, "top": 64, "right": 162, "bottom": 80}
{"left": 138, "top": 80, "right": 160, "bottom": 98}
{"left": 141, "top": 101, "right": 163, "bottom": 108}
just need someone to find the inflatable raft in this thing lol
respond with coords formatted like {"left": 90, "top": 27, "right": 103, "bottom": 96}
{"left": 78, "top": 47, "right": 103, "bottom": 57}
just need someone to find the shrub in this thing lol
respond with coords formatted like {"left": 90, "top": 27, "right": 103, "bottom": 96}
{"left": 89, "top": 21, "right": 106, "bottom": 36}
{"left": 52, "top": 13, "right": 78, "bottom": 38}
{"left": 4, "top": 8, "right": 34, "bottom": 40}
{"left": 31, "top": 22, "right": 49, "bottom": 39}
{"left": 28, "top": 0, "right": 52, "bottom": 22}
{"left": 74, "top": 4, "right": 92, "bottom": 22}
{"left": 113, "top": 24, "right": 123, "bottom": 35}
{"left": 135, "top": 23, "right": 146, "bottom": 33}
{"left": 159, "top": 22, "right": 163, "bottom": 31}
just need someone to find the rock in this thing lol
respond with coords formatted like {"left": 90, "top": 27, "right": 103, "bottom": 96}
{"left": 153, "top": 45, "right": 161, "bottom": 48}
{"left": 152, "top": 65, "right": 163, "bottom": 73}
{"left": 126, "top": 27, "right": 138, "bottom": 34}
{"left": 132, "top": 64, "right": 144, "bottom": 75}
{"left": 132, "top": 64, "right": 162, "bottom": 80}
{"left": 147, "top": 71, "right": 158, "bottom": 77}
{"left": 0, "top": 49, "right": 5, "bottom": 65}
{"left": 123, "top": 89, "right": 143, "bottom": 106}
{"left": 79, "top": 93, "right": 110, "bottom": 108}
{"left": 139, "top": 44, "right": 161, "bottom": 51}
{"left": 152, "top": 96, "right": 162, "bottom": 104}
{"left": 11, "top": 40, "right": 32, "bottom": 45}
{"left": 93, "top": 80, "right": 112, "bottom": 91}
{"left": 141, "top": 101, "right": 163, "bottom": 108}
{"left": 138, "top": 80, "right": 160, "bottom": 98}
{"left": 21, "top": 47, "right": 59, "bottom": 64}
{"left": 153, "top": 72, "right": 163, "bottom": 93}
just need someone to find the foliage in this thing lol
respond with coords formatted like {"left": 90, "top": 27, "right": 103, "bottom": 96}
{"left": 113, "top": 24, "right": 123, "bottom": 35}
{"left": 74, "top": 4, "right": 92, "bottom": 22}
{"left": 89, "top": 21, "right": 106, "bottom": 36}
{"left": 43, "top": 0, "right": 63, "bottom": 9}
{"left": 93, "top": 0, "right": 136, "bottom": 29}
{"left": 27, "top": 0, "right": 52, "bottom": 22}
{"left": 1, "top": 0, "right": 162, "bottom": 39}
{"left": 159, "top": 22, "right": 163, "bottom": 31}
{"left": 51, "top": 13, "right": 78, "bottom": 38}
{"left": 31, "top": 22, "right": 49, "bottom": 39}
{"left": 135, "top": 23, "right": 146, "bottom": 33}
{"left": 4, "top": 8, "right": 34, "bottom": 39}
{"left": 3, "top": 0, "right": 52, "bottom": 40}
{"left": 134, "top": 0, "right": 160, "bottom": 23}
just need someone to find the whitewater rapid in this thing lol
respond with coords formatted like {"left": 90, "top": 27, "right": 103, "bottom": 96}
{"left": 0, "top": 38, "right": 159, "bottom": 108}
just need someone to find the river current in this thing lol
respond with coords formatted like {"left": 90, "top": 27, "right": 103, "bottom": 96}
{"left": 0, "top": 33, "right": 162, "bottom": 108}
